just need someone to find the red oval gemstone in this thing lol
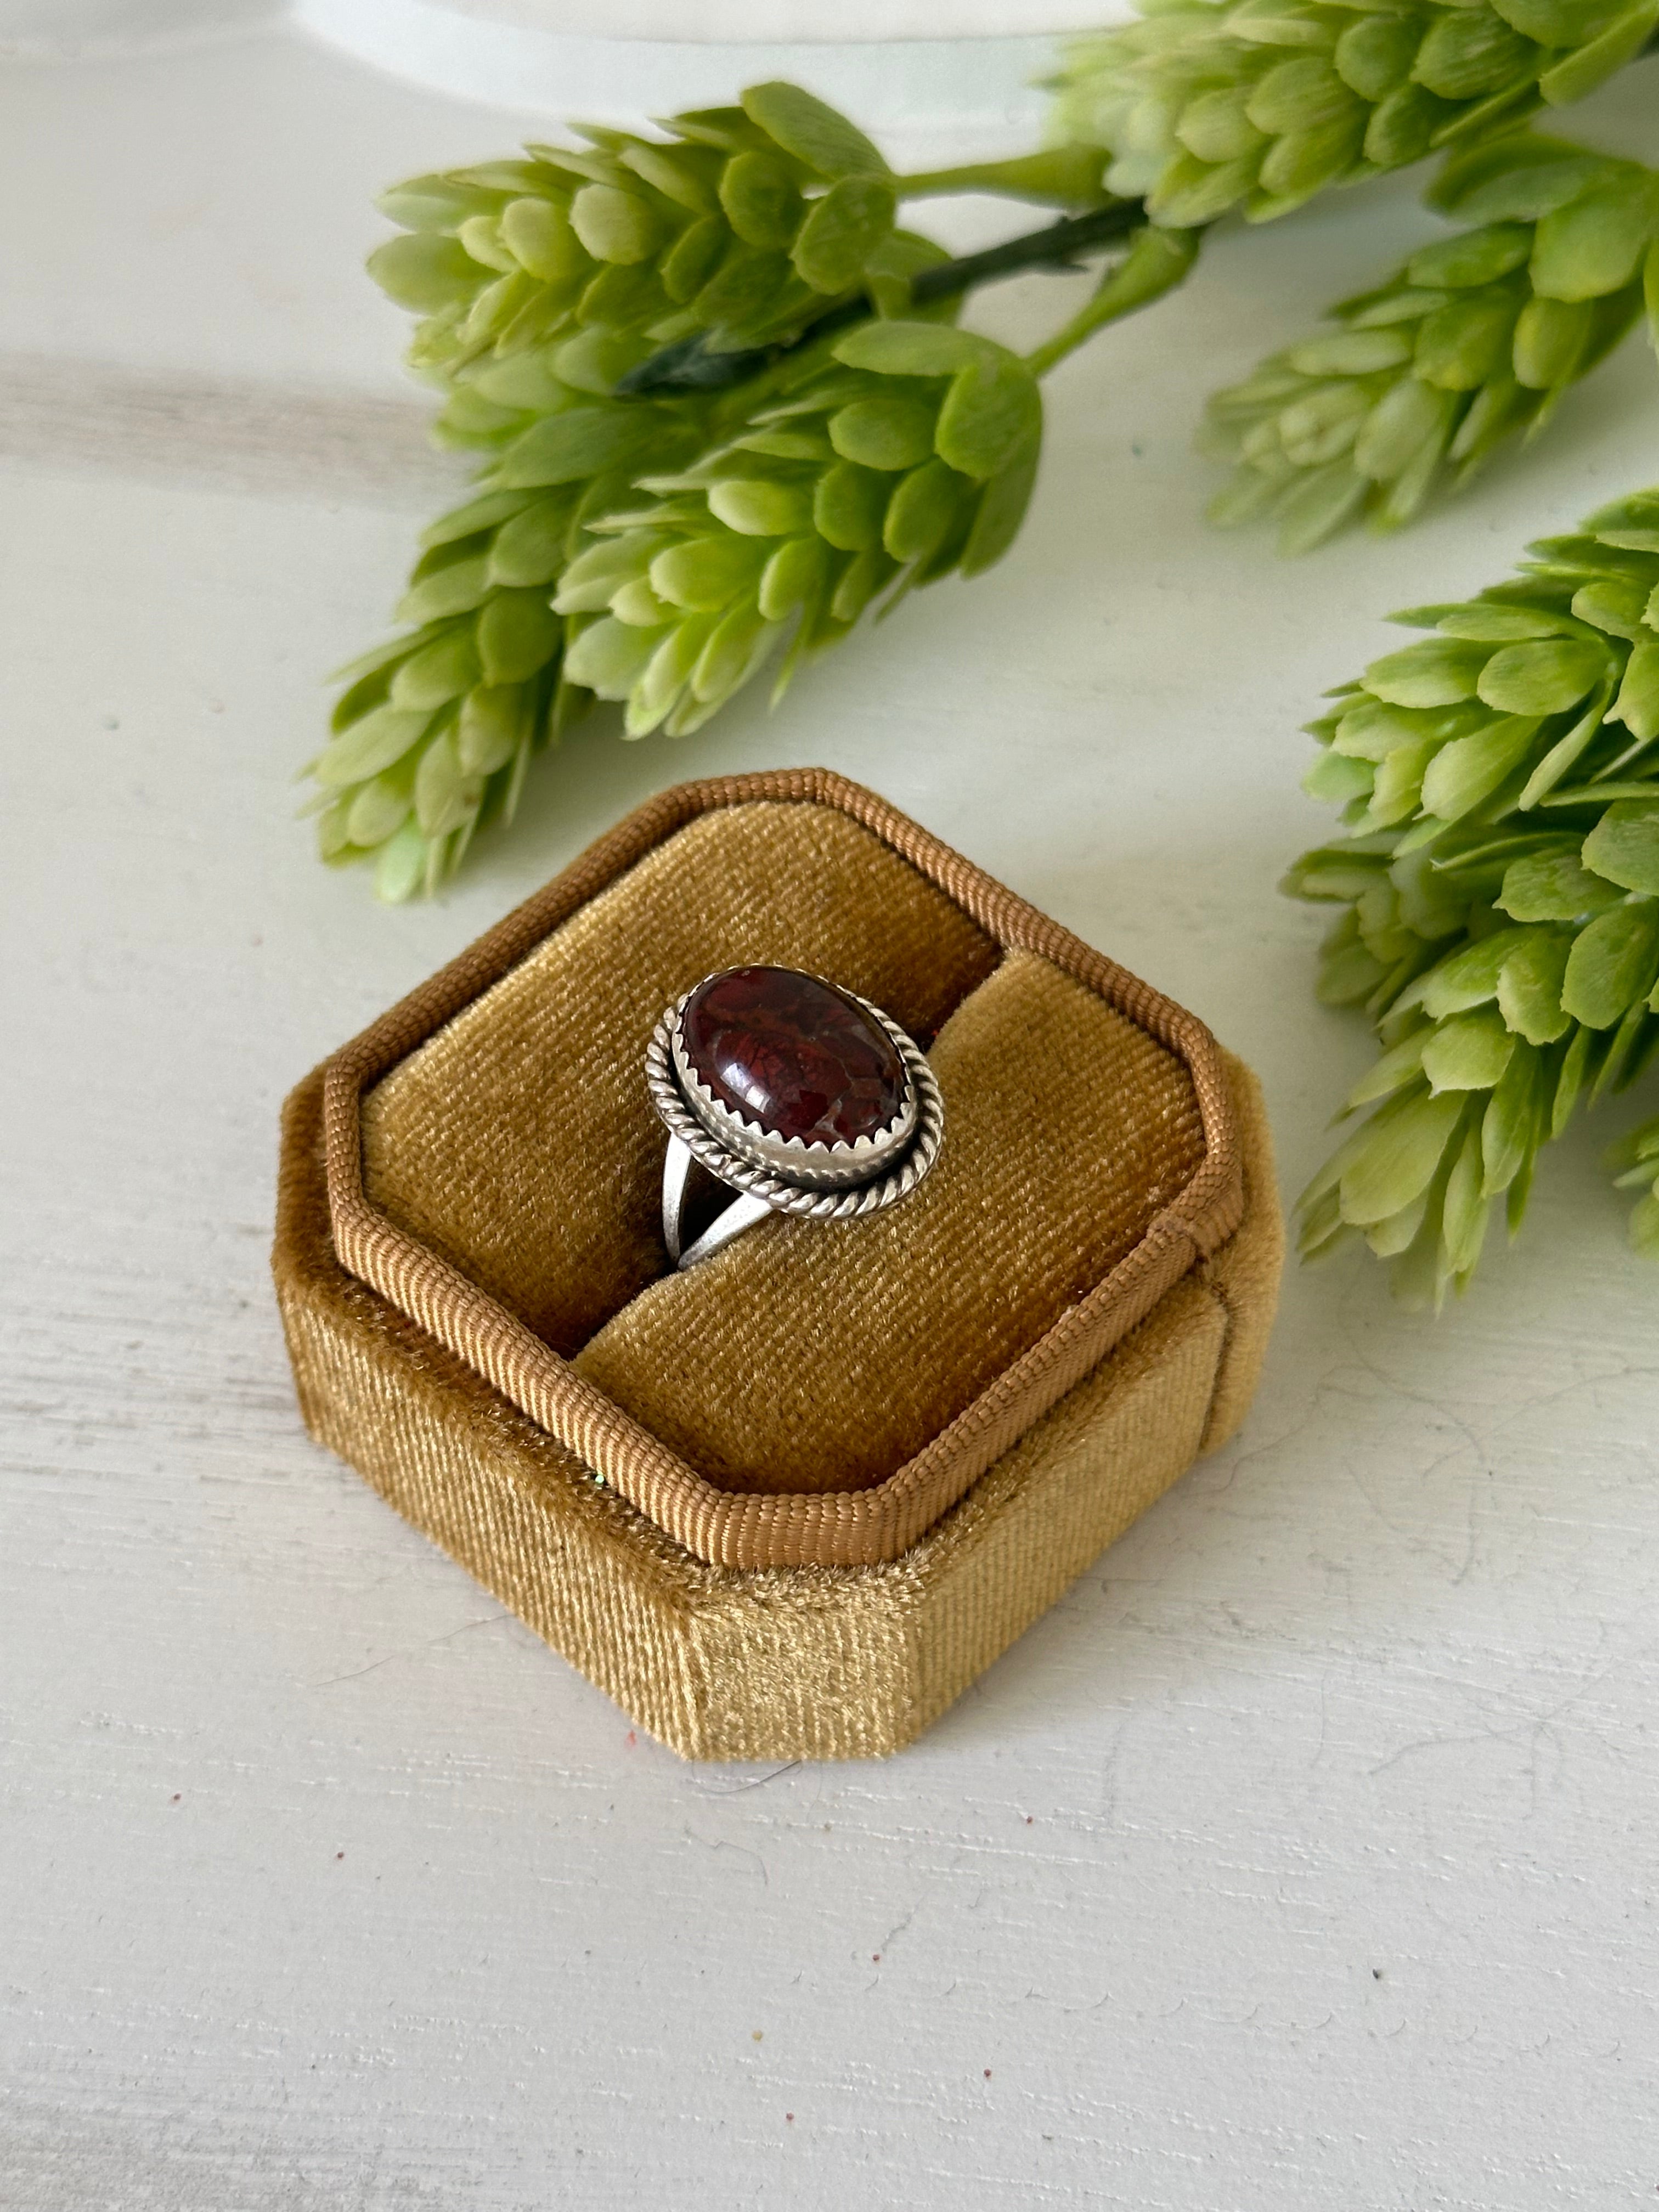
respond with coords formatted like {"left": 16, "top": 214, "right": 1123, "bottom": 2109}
{"left": 680, "top": 966, "right": 907, "bottom": 1148}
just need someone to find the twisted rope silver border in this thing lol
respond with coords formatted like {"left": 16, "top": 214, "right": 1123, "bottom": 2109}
{"left": 645, "top": 988, "right": 944, "bottom": 1225}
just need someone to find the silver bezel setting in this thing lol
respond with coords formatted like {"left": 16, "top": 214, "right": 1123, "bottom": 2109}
{"left": 645, "top": 977, "right": 944, "bottom": 1226}
{"left": 667, "top": 982, "right": 920, "bottom": 1188}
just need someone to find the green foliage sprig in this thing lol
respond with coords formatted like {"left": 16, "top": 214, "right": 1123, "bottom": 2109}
{"left": 314, "top": 15, "right": 1656, "bottom": 921}
{"left": 311, "top": 85, "right": 1194, "bottom": 895}
{"left": 1044, "top": 0, "right": 1658, "bottom": 1302}
{"left": 1287, "top": 489, "right": 1659, "bottom": 1303}
{"left": 374, "top": 85, "right": 915, "bottom": 406}
{"left": 370, "top": 84, "right": 1115, "bottom": 443}
{"left": 304, "top": 391, "right": 713, "bottom": 899}
{"left": 1205, "top": 132, "right": 1659, "bottom": 550}
{"left": 1049, "top": 0, "right": 1659, "bottom": 227}
{"left": 557, "top": 319, "right": 1047, "bottom": 738}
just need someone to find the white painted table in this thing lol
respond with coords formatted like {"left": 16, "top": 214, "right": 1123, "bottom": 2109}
{"left": 4, "top": 22, "right": 1658, "bottom": 2207}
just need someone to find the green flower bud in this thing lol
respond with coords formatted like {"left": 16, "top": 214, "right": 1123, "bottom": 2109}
{"left": 308, "top": 387, "right": 718, "bottom": 897}
{"left": 366, "top": 81, "right": 910, "bottom": 423}
{"left": 1605, "top": 1104, "right": 1659, "bottom": 1250}
{"left": 1050, "top": 0, "right": 1659, "bottom": 228}
{"left": 1289, "top": 482, "right": 1659, "bottom": 1296}
{"left": 1205, "top": 137, "right": 1656, "bottom": 551}
{"left": 550, "top": 325, "right": 1041, "bottom": 738}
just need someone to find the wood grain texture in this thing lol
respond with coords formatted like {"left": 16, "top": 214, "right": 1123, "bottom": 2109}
{"left": 3, "top": 26, "right": 1658, "bottom": 2210}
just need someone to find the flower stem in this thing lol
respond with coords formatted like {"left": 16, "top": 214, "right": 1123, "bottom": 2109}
{"left": 893, "top": 146, "right": 1115, "bottom": 207}
{"left": 1024, "top": 225, "right": 1203, "bottom": 377}
{"left": 911, "top": 200, "right": 1149, "bottom": 303}
{"left": 615, "top": 200, "right": 1148, "bottom": 398}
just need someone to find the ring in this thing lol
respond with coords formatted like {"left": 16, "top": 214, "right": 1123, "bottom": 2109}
{"left": 645, "top": 964, "right": 945, "bottom": 1271}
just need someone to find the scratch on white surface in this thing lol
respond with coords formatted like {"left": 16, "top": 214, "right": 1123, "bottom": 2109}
{"left": 681, "top": 1829, "right": 771, "bottom": 1888}
{"left": 307, "top": 1612, "right": 507, "bottom": 1688}
{"left": 687, "top": 1760, "right": 804, "bottom": 1797}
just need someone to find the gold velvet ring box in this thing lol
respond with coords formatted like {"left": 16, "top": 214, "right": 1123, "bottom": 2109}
{"left": 274, "top": 769, "right": 1282, "bottom": 1759}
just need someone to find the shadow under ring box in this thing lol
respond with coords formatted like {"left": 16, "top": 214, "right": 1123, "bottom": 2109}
{"left": 274, "top": 768, "right": 1282, "bottom": 1759}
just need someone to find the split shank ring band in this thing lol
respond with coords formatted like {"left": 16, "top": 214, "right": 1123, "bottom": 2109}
{"left": 645, "top": 965, "right": 945, "bottom": 1272}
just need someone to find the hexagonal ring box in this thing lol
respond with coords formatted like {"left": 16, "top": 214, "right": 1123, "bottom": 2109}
{"left": 273, "top": 769, "right": 1282, "bottom": 1759}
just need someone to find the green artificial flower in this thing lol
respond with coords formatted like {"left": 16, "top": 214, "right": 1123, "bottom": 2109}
{"left": 1286, "top": 485, "right": 1659, "bottom": 1300}
{"left": 556, "top": 319, "right": 1045, "bottom": 737}
{"left": 311, "top": 222, "right": 961, "bottom": 893}
{"left": 319, "top": 185, "right": 1196, "bottom": 898}
{"left": 1049, "top": 0, "right": 1659, "bottom": 227}
{"left": 1205, "top": 134, "right": 1659, "bottom": 551}
{"left": 305, "top": 391, "right": 714, "bottom": 898}
{"left": 371, "top": 82, "right": 962, "bottom": 427}
{"left": 321, "top": 69, "right": 1194, "bottom": 897}
{"left": 1606, "top": 1107, "right": 1659, "bottom": 1248}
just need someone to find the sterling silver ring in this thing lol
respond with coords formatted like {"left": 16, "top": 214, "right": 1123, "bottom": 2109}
{"left": 645, "top": 964, "right": 945, "bottom": 1271}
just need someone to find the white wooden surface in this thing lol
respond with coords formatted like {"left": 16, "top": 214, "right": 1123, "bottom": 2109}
{"left": 4, "top": 25, "right": 1659, "bottom": 2208}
